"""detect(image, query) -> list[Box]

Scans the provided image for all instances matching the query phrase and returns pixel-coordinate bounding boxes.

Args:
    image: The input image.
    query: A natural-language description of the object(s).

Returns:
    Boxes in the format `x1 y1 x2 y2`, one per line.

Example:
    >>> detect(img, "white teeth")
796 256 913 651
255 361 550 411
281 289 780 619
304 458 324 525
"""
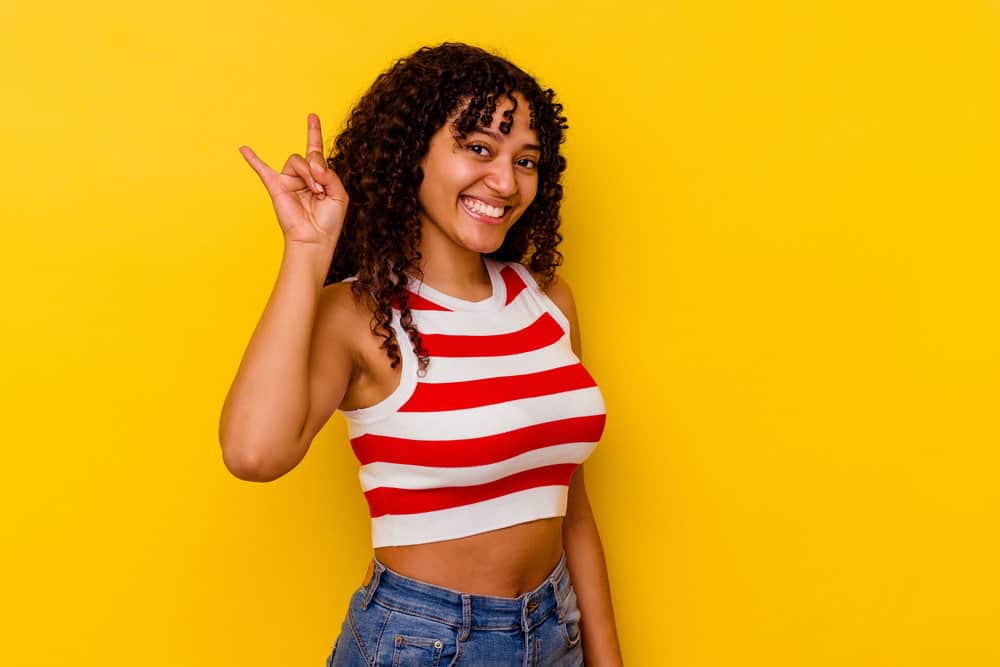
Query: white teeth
462 196 504 218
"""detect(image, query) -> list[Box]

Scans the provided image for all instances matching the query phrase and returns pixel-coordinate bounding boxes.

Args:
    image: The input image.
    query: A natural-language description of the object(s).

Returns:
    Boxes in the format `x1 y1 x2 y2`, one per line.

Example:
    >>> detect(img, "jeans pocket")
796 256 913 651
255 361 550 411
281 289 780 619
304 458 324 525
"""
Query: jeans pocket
557 584 582 648
376 611 457 667
390 634 445 666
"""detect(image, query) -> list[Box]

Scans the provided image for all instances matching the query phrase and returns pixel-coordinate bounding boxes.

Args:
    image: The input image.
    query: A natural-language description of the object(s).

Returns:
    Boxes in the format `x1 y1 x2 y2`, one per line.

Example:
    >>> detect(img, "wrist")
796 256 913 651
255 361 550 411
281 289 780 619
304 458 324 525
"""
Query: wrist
281 240 336 282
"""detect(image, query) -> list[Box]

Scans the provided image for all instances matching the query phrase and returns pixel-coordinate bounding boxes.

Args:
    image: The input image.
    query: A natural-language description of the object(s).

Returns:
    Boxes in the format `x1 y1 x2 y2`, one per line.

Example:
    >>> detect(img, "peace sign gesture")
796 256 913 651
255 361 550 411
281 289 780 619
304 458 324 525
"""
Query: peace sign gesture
239 114 349 249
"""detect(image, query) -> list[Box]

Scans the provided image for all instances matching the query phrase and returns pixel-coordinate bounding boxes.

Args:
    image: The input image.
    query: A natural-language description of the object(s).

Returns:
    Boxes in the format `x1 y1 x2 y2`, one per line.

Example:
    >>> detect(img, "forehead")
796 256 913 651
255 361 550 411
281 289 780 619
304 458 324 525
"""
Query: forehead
447 92 539 143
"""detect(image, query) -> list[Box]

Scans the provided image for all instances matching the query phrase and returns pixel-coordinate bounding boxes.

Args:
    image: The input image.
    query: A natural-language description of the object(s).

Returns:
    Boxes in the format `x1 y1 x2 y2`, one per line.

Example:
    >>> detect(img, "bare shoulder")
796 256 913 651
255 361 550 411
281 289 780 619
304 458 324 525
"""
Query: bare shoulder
318 279 371 315
314 279 399 385
532 270 575 316
314 280 373 362
528 268 582 357
317 280 368 322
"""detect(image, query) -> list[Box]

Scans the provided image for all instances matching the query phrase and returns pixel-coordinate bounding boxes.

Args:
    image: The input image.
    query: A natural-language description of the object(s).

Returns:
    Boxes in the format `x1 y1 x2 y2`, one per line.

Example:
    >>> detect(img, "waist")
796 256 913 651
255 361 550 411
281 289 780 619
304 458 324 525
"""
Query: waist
371 517 564 597
361 549 574 629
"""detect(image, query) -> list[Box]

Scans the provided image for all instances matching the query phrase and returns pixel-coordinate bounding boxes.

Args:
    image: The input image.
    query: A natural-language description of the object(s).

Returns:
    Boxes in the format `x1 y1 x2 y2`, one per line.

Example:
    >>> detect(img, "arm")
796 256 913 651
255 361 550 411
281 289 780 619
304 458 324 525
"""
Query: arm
220 115 356 482
564 465 624 666
543 273 625 665
218 244 354 481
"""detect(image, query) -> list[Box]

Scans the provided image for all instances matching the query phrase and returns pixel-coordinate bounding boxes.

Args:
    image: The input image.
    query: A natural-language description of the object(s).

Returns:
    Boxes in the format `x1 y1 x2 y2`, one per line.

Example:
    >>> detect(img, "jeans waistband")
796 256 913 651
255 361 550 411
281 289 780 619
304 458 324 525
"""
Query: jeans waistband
360 550 573 634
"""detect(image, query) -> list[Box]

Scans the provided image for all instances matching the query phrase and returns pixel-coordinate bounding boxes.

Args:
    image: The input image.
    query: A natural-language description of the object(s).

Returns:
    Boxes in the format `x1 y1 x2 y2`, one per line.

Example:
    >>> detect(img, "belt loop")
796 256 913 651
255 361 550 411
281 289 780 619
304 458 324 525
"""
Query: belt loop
555 552 570 595
549 578 563 621
361 559 385 611
459 594 472 641
547 554 563 596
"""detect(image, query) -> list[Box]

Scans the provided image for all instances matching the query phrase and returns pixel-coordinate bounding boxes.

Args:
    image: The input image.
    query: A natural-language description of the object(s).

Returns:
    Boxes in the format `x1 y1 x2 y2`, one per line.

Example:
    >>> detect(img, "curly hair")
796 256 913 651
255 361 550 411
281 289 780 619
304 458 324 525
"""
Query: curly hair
324 42 569 374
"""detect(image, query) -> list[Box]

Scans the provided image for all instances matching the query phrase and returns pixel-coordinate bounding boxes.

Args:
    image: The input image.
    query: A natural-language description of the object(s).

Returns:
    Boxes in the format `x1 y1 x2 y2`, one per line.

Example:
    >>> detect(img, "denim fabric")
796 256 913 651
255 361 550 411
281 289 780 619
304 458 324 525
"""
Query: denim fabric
325 551 583 666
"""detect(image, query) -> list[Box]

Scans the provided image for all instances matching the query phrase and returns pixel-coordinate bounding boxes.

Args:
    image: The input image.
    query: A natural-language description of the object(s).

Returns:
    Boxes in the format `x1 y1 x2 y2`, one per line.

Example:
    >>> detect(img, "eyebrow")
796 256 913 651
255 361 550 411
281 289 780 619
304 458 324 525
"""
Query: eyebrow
473 127 541 152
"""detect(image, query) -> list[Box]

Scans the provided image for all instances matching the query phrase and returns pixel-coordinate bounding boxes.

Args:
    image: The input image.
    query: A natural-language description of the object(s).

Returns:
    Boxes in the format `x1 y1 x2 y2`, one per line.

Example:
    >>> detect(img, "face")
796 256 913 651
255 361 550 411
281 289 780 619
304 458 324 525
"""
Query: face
416 92 541 255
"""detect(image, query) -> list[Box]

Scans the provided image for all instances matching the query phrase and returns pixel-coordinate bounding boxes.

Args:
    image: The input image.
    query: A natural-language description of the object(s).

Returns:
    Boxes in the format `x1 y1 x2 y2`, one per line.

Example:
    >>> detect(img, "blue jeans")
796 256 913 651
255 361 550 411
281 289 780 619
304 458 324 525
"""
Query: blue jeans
325 551 584 666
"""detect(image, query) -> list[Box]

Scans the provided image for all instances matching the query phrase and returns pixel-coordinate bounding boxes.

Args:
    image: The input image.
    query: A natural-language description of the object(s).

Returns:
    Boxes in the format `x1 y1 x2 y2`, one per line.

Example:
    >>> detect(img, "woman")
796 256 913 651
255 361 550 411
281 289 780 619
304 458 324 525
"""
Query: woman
220 43 623 666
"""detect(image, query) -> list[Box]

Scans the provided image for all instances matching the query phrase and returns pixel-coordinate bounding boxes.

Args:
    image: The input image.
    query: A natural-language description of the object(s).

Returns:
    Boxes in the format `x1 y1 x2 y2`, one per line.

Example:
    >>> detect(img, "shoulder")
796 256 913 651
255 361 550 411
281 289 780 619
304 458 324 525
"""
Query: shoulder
525 266 583 357
497 258 576 323
318 279 372 322
314 280 374 359
528 268 576 321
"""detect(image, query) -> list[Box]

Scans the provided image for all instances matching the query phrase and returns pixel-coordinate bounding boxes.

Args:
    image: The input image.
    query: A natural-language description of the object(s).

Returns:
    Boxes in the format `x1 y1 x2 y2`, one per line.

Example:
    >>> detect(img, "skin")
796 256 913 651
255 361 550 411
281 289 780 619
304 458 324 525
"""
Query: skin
235 96 623 663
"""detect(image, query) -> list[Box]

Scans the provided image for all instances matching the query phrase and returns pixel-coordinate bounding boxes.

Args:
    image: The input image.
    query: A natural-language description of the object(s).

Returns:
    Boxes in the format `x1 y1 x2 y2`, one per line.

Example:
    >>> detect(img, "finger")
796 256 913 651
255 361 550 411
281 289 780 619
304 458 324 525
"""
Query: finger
306 113 324 157
309 156 330 185
310 159 349 204
283 153 326 195
239 145 279 188
305 115 331 185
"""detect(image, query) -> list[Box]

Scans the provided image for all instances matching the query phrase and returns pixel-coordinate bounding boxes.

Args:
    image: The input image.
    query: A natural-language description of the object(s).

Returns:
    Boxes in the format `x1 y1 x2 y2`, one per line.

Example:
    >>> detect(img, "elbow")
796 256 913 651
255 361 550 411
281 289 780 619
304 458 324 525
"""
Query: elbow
220 440 287 482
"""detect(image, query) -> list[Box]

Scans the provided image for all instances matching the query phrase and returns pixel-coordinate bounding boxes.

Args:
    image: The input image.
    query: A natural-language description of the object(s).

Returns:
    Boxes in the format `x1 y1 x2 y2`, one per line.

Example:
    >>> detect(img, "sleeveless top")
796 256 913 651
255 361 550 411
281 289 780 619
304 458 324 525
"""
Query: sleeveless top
339 257 607 548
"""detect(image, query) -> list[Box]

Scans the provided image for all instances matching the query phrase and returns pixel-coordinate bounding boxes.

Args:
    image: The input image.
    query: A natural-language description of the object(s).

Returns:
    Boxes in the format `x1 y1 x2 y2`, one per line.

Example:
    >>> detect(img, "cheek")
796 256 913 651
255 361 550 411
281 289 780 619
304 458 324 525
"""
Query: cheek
415 182 432 211
417 178 453 212
521 176 540 206
423 163 479 205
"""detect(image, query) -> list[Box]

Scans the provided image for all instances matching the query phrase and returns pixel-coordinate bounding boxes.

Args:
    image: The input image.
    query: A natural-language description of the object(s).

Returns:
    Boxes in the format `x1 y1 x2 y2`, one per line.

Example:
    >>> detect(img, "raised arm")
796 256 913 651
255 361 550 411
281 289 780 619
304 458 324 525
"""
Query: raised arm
218 114 353 482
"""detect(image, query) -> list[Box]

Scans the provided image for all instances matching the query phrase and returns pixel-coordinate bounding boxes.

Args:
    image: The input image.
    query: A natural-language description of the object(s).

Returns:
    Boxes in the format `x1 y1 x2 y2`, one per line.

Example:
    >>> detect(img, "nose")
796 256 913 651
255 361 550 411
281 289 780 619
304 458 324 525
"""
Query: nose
483 160 517 198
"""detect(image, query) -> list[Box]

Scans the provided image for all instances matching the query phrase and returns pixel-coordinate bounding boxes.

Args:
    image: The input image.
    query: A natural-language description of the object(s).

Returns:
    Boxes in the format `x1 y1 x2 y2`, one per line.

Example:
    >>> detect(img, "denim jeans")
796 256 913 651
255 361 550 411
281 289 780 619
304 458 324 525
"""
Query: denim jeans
325 550 584 666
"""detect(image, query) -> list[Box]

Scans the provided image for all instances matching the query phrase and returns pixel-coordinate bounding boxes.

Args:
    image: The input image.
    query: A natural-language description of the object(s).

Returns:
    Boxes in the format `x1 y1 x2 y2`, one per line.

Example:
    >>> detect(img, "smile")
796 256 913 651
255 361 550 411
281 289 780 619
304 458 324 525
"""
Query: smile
460 195 509 222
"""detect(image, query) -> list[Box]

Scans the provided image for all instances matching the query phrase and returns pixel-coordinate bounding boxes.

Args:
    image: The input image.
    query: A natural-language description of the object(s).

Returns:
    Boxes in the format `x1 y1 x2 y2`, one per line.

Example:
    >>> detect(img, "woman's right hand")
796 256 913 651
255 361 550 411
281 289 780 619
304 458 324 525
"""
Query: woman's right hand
239 113 349 249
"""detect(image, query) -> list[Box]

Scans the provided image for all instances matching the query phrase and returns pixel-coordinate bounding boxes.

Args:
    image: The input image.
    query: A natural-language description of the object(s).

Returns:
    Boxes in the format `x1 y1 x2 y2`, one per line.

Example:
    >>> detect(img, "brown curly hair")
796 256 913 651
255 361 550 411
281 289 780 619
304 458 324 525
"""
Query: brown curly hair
324 42 569 374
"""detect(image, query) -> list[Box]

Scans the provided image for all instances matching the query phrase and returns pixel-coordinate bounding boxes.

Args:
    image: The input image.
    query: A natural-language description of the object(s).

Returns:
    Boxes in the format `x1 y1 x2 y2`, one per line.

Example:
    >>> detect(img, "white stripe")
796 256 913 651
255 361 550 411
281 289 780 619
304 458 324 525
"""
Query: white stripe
358 441 597 492
507 263 572 334
420 341 579 383
370 486 569 548
410 288 545 335
347 386 606 439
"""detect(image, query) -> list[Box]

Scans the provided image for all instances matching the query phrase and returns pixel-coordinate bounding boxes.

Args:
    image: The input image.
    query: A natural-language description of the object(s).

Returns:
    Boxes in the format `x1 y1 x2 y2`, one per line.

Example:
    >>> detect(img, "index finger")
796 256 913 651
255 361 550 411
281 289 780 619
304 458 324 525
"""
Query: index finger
306 113 324 156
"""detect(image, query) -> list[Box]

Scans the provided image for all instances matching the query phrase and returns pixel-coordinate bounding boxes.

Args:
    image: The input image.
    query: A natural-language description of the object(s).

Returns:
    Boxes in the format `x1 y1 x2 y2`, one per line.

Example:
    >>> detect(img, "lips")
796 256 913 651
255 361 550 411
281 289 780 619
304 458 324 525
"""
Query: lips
459 195 509 224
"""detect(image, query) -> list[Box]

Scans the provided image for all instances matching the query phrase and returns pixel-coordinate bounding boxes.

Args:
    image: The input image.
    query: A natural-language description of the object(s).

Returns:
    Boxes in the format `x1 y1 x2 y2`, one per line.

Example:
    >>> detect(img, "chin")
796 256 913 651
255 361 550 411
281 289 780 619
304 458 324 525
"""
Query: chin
465 239 505 255
458 229 509 255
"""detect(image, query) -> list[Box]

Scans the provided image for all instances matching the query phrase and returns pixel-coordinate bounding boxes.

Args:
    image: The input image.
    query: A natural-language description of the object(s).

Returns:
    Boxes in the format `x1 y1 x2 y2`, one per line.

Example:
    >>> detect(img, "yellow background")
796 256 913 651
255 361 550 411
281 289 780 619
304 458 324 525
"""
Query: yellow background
2 1 998 664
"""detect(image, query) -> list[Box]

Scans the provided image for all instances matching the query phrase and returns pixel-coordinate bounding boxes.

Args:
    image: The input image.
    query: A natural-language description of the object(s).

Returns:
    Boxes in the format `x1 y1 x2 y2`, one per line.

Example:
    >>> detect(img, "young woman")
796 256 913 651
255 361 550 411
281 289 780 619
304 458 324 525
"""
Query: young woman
221 43 623 666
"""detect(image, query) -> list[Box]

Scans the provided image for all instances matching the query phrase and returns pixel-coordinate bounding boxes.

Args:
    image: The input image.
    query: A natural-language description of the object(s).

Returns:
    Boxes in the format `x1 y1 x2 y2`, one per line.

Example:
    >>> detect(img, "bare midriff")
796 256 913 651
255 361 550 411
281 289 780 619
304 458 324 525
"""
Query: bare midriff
362 517 565 598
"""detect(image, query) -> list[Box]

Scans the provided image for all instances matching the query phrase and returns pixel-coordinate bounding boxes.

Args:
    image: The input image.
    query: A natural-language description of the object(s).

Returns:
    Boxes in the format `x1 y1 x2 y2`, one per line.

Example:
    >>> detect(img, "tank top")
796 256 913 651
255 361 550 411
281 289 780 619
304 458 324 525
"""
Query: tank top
339 257 607 548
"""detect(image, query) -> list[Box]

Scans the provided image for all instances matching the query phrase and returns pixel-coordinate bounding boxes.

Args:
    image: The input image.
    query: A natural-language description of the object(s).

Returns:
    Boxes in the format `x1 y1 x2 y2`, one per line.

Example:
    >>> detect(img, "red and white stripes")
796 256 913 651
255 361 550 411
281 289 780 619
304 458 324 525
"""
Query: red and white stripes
340 258 606 547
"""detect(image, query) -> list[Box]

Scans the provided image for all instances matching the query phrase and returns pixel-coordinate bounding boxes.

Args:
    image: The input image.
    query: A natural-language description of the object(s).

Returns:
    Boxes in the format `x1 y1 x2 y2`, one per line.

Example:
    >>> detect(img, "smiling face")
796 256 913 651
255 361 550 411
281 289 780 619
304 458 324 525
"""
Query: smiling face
416 92 541 256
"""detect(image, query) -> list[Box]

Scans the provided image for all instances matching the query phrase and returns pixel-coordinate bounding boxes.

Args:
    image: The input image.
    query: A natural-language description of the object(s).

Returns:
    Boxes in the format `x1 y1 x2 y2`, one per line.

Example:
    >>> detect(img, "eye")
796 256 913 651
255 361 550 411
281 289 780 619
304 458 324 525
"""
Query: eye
467 142 491 156
517 157 538 170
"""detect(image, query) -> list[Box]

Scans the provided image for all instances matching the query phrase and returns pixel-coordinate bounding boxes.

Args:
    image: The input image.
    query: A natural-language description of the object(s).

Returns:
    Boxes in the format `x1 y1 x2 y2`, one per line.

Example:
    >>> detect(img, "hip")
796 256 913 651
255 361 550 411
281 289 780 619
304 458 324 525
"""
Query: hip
325 550 583 666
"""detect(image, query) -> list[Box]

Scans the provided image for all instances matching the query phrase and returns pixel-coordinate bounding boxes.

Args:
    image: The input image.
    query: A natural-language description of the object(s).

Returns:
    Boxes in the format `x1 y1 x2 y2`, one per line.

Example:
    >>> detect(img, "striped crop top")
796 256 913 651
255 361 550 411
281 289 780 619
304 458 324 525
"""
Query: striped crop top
339 257 607 548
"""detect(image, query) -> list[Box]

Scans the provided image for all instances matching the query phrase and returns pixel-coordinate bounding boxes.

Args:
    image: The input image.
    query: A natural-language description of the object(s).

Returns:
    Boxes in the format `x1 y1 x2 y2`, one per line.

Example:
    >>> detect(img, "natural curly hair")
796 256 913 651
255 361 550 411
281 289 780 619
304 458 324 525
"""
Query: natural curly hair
323 42 570 374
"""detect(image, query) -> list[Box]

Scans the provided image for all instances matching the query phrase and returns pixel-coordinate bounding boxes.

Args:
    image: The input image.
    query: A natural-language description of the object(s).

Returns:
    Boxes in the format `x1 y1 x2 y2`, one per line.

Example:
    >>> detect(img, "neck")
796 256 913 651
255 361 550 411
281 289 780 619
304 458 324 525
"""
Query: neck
413 219 492 299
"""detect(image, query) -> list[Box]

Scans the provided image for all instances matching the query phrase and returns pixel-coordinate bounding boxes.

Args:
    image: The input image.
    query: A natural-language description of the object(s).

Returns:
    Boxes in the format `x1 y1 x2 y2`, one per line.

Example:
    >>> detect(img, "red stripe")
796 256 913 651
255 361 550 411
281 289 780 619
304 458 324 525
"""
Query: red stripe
391 290 452 311
400 363 595 412
501 266 527 305
351 414 606 467
364 463 578 517
420 311 564 357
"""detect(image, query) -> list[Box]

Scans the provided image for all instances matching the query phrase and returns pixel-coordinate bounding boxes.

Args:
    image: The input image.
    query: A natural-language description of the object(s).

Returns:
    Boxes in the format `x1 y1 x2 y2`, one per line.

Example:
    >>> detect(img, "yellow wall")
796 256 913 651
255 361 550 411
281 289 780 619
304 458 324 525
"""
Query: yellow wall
2 1 998 664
